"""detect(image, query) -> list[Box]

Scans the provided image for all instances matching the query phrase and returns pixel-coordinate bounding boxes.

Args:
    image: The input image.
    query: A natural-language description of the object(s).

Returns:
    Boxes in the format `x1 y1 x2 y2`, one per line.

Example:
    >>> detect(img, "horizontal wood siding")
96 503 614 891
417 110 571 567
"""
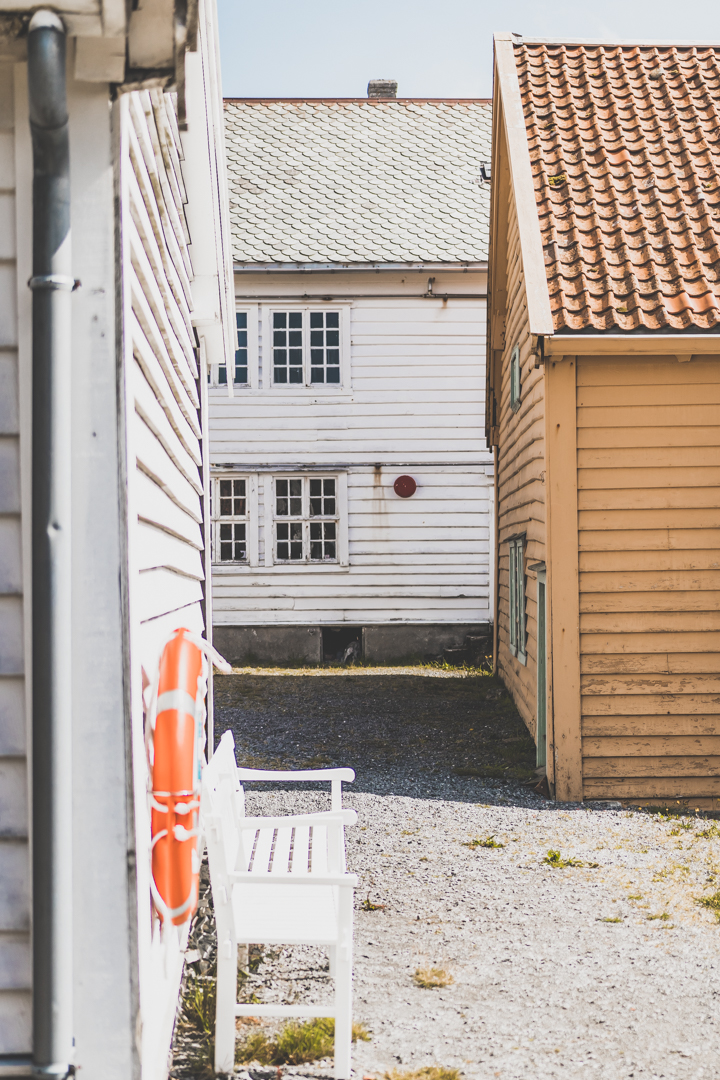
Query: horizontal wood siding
495 179 546 735
0 63 30 1055
577 354 720 801
125 90 206 655
210 282 493 627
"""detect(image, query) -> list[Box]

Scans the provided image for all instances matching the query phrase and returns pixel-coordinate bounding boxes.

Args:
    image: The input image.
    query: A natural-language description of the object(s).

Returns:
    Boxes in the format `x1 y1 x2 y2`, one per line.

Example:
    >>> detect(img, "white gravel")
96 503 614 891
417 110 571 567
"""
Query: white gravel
238 787 720 1080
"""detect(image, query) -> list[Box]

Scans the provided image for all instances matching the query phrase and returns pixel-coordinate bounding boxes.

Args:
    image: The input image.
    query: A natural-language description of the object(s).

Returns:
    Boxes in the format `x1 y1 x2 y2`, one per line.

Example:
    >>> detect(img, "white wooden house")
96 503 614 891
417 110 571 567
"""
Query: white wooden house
212 86 495 664
0 0 234 1076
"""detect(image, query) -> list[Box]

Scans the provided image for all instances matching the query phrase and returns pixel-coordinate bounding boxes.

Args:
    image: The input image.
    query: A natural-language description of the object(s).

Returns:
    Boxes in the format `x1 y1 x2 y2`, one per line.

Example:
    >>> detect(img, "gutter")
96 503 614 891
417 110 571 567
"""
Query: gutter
233 262 488 274
27 11 74 1077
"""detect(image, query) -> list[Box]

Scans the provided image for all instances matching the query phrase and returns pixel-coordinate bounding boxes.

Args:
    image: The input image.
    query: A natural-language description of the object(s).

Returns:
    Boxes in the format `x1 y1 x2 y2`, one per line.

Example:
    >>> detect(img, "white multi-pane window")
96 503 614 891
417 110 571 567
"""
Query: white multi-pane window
271 309 342 386
508 535 526 664
212 477 248 562
273 476 338 562
211 311 252 387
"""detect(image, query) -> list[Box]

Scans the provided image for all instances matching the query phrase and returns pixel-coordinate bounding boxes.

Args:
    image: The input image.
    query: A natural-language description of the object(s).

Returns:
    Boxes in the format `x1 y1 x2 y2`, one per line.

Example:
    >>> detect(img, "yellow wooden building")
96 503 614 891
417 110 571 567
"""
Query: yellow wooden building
488 33 720 805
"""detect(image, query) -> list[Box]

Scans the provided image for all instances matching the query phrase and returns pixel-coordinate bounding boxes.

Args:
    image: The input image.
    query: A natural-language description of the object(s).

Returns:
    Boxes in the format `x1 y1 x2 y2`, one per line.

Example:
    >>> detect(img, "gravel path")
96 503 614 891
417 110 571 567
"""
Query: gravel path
173 670 720 1080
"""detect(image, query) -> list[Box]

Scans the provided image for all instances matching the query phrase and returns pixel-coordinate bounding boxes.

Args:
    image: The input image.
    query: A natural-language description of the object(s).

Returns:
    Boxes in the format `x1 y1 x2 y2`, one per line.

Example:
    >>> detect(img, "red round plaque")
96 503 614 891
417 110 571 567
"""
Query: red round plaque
393 475 417 498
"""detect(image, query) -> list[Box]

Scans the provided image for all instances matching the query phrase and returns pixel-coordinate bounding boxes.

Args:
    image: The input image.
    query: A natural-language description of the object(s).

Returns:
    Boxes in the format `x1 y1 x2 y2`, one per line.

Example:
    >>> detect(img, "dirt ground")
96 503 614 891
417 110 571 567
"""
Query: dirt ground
172 669 720 1080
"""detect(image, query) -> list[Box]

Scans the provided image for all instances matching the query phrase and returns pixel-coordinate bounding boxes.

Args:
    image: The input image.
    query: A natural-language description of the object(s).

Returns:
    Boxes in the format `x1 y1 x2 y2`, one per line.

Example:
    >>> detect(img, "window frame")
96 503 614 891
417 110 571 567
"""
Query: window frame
508 535 527 665
510 342 521 413
262 305 351 391
263 473 349 568
210 474 259 565
209 304 259 388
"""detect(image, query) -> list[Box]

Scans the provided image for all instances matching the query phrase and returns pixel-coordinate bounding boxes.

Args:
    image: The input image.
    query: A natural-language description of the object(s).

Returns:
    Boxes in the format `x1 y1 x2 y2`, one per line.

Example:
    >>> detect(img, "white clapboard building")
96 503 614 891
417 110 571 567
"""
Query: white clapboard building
212 83 494 664
0 0 234 1076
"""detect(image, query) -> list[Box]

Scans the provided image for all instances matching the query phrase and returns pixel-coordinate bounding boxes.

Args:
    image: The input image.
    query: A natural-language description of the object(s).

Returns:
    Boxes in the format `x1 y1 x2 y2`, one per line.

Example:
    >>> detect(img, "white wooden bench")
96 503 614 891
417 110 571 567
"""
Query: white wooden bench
201 731 357 1078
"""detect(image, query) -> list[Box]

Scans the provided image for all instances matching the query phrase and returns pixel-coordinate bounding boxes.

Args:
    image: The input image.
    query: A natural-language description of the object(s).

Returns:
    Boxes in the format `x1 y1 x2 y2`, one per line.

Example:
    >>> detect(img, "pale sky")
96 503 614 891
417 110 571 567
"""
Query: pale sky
217 0 720 100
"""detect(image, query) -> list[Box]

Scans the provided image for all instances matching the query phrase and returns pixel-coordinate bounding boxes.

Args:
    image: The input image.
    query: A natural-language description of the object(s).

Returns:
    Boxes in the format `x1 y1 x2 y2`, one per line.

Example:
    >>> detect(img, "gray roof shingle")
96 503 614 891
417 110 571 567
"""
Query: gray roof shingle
224 99 492 265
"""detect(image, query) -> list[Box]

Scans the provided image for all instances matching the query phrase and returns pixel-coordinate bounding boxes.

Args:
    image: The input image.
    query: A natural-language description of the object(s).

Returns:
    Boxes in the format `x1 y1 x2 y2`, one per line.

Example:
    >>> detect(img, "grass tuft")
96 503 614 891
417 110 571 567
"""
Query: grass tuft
543 849 598 869
697 889 720 920
361 896 386 911
646 912 671 921
236 1018 370 1066
384 1068 462 1080
176 977 216 1078
412 967 454 989
463 835 504 850
598 916 623 923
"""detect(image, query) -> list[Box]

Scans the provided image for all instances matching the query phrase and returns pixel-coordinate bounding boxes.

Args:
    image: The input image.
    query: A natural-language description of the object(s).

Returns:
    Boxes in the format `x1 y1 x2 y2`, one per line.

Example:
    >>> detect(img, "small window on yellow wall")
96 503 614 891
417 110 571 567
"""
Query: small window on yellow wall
508 535 527 665
510 344 521 413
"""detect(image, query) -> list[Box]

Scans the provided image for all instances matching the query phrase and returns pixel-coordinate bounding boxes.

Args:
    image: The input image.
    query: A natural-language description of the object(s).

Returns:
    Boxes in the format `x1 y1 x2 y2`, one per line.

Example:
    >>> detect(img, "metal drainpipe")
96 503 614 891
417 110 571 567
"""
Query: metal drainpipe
27 11 74 1077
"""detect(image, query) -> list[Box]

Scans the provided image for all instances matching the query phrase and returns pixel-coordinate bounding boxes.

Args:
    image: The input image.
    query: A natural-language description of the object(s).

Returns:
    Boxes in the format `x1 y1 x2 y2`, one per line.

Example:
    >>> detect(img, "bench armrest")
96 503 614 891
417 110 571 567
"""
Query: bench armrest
229 872 358 887
239 809 357 829
236 766 355 783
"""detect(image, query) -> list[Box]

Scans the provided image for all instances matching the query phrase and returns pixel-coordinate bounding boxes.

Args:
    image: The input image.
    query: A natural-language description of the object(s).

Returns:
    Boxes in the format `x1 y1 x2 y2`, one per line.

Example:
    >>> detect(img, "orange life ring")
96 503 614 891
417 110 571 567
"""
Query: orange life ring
149 628 204 926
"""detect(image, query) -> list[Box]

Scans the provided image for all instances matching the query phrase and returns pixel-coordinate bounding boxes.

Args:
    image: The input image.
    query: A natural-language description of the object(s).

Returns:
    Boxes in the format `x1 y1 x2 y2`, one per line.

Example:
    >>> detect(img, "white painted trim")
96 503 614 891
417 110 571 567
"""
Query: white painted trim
248 472 259 566
234 262 489 273
263 473 273 566
260 304 270 390
494 35 554 338
338 471 349 567
544 335 720 356
246 302 259 389
515 34 720 46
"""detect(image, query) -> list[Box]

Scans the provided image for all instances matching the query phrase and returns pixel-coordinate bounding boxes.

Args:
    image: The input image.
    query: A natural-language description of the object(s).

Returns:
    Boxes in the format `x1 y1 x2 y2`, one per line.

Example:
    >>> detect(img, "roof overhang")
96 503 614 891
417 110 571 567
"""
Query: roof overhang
492 32 554 338
545 335 720 356
233 262 488 273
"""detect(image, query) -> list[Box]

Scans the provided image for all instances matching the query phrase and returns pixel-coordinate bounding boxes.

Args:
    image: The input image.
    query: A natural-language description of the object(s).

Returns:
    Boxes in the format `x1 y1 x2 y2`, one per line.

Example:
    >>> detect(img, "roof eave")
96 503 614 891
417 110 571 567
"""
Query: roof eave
233 261 488 273
545 334 720 356
494 32 554 338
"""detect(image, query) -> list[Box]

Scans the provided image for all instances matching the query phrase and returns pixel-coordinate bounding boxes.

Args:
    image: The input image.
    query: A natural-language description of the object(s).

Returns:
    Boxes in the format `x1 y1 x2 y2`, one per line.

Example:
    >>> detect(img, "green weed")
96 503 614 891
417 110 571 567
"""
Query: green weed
646 912 671 921
412 967 454 989
697 889 720 920
384 1068 461 1080
235 1018 369 1066
543 849 598 869
463 835 504 850
598 916 623 923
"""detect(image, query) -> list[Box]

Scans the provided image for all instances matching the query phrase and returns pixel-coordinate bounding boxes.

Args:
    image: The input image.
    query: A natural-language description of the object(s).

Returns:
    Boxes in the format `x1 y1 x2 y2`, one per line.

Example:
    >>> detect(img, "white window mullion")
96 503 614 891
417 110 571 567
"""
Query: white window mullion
263 474 274 566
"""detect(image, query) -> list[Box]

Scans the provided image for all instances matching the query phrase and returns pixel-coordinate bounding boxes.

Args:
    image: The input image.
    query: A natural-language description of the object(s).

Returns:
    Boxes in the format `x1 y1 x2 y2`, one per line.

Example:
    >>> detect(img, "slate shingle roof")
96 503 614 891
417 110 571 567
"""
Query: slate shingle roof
223 99 492 265
516 42 720 332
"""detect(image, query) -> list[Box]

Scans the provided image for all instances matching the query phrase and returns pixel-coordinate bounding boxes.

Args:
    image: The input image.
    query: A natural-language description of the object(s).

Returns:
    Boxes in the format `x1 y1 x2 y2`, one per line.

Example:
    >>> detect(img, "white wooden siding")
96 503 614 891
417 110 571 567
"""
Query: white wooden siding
119 88 208 1078
210 277 493 627
0 61 30 1056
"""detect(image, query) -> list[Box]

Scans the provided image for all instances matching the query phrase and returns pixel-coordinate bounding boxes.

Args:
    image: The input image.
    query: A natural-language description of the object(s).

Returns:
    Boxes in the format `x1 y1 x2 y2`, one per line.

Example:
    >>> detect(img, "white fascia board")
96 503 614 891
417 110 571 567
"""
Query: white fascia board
545 335 720 356
494 32 554 338
515 34 720 47
233 262 489 273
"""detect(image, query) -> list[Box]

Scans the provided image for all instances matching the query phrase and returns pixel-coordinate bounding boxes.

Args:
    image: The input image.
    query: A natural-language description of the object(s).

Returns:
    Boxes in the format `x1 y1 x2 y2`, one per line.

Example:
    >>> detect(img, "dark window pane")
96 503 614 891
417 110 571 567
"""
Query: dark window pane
323 479 335 494
323 499 335 516
289 350 303 365
237 312 247 329
324 522 336 539
325 542 336 559
220 523 231 540
289 312 302 328
290 519 302 537
311 368 324 383
220 542 232 560
233 499 246 515
273 312 286 328
289 368 303 384
326 368 340 384
310 330 324 347
218 366 227 384
220 498 231 515
326 330 339 346
327 350 339 363
233 542 246 559
310 542 322 559
290 480 301 497
276 498 288 515
237 332 247 347
273 331 286 346
277 480 288 496
310 498 321 515
310 349 324 362
234 480 246 495
273 350 286 362
234 367 248 384
310 311 323 328
289 498 302 515
289 331 302 347
290 542 303 559
220 480 231 497
277 542 288 559
326 312 339 328
310 479 321 496
277 522 288 539
310 522 321 540
274 368 287 383
235 348 248 363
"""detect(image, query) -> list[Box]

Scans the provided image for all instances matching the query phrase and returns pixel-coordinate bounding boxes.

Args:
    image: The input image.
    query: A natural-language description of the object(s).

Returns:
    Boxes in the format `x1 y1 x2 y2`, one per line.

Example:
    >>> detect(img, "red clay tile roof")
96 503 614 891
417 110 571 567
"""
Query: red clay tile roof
515 42 720 332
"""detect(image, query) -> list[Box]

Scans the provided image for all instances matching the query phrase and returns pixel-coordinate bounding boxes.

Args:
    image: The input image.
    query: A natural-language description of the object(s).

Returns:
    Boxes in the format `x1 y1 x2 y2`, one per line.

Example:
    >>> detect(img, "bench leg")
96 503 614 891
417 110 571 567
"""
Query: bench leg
333 889 353 1080
215 932 237 1074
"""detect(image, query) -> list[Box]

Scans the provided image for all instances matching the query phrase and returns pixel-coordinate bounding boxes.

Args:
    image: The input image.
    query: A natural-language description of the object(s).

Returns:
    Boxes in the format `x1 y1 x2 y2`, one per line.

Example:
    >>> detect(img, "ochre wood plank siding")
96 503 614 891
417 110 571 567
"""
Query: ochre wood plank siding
577 354 720 801
495 172 547 743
